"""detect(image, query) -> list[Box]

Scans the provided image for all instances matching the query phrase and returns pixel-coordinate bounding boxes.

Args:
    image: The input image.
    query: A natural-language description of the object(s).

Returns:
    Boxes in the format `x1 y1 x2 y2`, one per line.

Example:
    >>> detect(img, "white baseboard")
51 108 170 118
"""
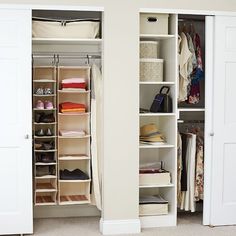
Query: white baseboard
100 218 141 235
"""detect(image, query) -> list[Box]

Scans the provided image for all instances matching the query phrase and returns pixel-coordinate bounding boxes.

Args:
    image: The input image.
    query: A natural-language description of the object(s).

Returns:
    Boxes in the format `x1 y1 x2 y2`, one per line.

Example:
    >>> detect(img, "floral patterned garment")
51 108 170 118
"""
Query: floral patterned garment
194 134 204 201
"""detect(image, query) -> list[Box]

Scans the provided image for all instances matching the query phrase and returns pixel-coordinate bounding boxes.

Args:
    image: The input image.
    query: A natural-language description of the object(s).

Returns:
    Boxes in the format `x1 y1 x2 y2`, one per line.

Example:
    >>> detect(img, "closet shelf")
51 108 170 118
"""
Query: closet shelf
33 80 56 83
59 155 90 161
59 179 91 183
34 149 57 153
35 162 57 166
58 112 90 116
178 108 205 112
139 113 175 117
58 90 91 94
32 37 102 45
34 136 57 139
35 188 57 193
33 108 57 111
140 34 175 40
33 94 56 97
139 184 174 188
59 195 90 205
139 144 175 149
58 135 90 139
139 81 175 85
34 122 57 125
35 175 57 179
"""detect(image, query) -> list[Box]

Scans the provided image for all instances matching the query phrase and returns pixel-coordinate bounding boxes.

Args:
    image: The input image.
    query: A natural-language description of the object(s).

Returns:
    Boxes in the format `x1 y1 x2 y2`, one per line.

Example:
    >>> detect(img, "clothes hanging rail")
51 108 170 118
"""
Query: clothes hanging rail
178 18 205 22
32 53 101 65
178 120 205 124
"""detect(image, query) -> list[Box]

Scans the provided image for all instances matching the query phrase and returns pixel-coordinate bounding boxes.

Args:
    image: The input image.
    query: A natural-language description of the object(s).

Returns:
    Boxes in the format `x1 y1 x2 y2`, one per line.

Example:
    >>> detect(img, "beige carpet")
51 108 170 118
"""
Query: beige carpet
33 213 236 236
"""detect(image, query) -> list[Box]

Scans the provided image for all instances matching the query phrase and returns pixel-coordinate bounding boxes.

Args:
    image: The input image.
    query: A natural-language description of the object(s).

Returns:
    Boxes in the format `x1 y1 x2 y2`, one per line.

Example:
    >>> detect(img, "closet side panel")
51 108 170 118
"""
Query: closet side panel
0 9 33 235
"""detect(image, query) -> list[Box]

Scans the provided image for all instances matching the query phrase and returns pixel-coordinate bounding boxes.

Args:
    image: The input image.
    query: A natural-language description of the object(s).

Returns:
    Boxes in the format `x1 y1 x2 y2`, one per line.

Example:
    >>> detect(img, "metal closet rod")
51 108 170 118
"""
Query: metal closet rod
32 54 101 59
178 18 205 22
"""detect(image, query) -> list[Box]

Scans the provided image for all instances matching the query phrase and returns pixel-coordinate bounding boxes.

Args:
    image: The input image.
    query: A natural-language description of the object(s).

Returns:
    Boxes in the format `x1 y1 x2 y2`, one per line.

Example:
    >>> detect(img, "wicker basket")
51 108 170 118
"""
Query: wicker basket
140 58 164 82
140 41 160 58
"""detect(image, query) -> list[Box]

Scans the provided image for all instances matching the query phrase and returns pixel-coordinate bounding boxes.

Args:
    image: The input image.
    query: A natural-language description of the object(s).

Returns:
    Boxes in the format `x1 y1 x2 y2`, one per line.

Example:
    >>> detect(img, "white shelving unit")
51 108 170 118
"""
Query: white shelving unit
32 66 58 206
57 66 91 205
139 13 178 228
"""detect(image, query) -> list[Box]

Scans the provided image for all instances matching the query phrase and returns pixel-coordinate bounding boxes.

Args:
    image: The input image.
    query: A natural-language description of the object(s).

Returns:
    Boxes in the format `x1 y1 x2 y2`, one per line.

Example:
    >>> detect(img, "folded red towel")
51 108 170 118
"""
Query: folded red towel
61 83 86 89
60 102 86 110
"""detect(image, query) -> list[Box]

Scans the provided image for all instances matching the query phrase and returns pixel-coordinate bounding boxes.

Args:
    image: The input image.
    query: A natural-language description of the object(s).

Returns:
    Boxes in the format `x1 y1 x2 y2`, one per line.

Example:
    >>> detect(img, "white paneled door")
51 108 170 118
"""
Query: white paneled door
0 9 33 234
211 16 236 226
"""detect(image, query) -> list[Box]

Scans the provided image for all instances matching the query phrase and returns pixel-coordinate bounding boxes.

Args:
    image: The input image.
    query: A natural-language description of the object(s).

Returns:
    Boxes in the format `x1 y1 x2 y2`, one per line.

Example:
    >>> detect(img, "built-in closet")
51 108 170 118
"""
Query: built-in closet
32 9 103 213
139 12 208 228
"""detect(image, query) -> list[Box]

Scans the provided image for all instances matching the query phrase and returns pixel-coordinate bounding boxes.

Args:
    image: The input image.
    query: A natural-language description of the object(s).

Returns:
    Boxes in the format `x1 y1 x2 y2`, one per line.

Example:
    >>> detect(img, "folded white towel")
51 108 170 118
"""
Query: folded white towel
59 129 86 137
62 78 86 84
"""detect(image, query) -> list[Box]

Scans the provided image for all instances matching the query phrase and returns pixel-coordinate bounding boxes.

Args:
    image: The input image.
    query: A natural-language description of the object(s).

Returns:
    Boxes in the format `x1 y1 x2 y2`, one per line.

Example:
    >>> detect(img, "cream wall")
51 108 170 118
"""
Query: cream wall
1 0 236 224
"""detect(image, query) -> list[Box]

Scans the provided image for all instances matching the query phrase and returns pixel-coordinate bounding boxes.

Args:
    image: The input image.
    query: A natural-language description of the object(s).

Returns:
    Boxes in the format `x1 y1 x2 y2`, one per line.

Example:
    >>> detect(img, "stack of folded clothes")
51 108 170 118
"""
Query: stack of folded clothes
59 129 86 137
61 78 86 91
59 102 86 113
140 123 166 145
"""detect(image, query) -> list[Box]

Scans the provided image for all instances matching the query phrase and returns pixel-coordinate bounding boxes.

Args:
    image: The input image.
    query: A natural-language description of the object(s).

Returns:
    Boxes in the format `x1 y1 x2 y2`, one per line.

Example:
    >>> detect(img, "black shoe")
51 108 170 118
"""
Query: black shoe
40 113 55 123
60 169 89 180
36 153 55 163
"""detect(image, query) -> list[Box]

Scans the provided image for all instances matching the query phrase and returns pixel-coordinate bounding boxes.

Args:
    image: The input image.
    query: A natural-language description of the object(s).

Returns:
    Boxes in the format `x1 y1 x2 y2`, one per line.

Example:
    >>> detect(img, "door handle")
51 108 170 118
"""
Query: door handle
210 132 214 137
24 134 30 139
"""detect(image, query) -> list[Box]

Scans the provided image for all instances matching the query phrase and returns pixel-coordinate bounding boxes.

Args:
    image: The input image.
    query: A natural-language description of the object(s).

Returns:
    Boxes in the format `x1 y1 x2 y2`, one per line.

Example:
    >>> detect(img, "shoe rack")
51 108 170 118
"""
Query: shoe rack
32 65 92 206
33 66 58 206
57 66 91 205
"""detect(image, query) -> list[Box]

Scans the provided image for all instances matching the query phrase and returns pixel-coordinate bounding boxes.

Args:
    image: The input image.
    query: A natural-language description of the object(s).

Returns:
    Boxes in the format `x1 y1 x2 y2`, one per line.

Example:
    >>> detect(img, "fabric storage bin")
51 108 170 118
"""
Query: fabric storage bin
140 13 169 35
140 58 164 82
139 203 168 216
140 41 160 58
32 19 100 39
139 172 171 186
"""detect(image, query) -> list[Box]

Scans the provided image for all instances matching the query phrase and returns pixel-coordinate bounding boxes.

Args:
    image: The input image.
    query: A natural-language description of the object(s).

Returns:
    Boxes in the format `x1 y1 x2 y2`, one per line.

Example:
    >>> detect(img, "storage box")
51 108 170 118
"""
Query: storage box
140 13 169 35
140 58 164 82
139 172 171 186
140 41 160 58
139 203 168 216
32 20 100 39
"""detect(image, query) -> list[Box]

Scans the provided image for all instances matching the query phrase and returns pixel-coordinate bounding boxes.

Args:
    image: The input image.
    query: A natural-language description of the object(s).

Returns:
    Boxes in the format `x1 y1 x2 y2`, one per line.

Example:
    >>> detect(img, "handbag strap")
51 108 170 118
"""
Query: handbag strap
160 86 170 95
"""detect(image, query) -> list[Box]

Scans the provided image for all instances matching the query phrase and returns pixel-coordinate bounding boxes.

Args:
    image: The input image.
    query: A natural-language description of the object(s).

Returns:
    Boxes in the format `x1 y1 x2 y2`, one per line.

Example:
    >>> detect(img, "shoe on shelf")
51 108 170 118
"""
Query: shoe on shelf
44 101 53 110
44 88 53 95
35 88 44 95
40 113 55 123
60 168 89 180
45 128 53 136
36 153 55 163
43 141 54 150
35 100 44 110
36 166 55 177
35 112 44 123
35 128 44 136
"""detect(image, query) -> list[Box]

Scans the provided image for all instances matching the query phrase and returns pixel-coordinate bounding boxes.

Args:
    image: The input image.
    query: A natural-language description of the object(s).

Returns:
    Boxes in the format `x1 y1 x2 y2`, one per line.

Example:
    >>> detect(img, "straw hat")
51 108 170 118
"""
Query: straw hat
140 123 165 143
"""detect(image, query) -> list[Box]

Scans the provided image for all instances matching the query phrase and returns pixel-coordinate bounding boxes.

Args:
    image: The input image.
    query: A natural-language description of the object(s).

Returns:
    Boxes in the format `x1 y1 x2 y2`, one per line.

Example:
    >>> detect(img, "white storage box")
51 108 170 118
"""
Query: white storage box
139 203 168 216
140 58 164 82
140 41 160 58
32 20 100 39
139 172 171 186
140 13 169 35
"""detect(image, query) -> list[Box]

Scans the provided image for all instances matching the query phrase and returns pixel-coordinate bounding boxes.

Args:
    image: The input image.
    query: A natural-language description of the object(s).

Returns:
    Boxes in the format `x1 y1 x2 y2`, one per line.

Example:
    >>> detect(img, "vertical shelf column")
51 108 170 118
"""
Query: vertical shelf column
139 13 178 228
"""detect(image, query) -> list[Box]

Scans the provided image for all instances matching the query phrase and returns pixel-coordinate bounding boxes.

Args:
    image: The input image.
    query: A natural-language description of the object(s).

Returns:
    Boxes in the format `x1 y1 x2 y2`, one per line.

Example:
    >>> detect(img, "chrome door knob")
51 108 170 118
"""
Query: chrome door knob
24 134 30 139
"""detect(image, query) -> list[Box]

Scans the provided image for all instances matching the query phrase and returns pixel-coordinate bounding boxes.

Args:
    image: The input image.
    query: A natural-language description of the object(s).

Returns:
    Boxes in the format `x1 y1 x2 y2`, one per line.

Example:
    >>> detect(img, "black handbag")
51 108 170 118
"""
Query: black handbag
150 86 172 113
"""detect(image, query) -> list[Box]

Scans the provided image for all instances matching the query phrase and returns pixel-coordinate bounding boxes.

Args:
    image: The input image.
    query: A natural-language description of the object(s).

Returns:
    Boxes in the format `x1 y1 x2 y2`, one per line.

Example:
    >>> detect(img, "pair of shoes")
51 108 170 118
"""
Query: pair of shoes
35 141 54 150
35 128 53 136
36 153 55 163
60 169 89 180
35 113 55 123
36 100 54 110
35 88 53 95
36 166 55 177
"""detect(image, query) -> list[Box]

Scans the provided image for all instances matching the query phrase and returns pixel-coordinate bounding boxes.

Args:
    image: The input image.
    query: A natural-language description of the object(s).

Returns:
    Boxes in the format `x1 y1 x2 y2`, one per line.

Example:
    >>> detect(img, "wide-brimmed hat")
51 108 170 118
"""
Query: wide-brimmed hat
140 123 165 143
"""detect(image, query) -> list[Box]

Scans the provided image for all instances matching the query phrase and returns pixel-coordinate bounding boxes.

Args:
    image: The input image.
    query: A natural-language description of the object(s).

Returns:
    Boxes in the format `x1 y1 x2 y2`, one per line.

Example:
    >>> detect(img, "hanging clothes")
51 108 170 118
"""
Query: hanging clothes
91 63 103 210
177 127 204 212
178 32 192 102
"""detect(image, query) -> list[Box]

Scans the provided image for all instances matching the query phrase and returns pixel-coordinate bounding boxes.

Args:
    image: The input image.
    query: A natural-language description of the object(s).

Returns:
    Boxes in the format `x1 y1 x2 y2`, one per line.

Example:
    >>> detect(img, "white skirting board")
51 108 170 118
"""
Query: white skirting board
100 218 141 235
34 205 100 218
